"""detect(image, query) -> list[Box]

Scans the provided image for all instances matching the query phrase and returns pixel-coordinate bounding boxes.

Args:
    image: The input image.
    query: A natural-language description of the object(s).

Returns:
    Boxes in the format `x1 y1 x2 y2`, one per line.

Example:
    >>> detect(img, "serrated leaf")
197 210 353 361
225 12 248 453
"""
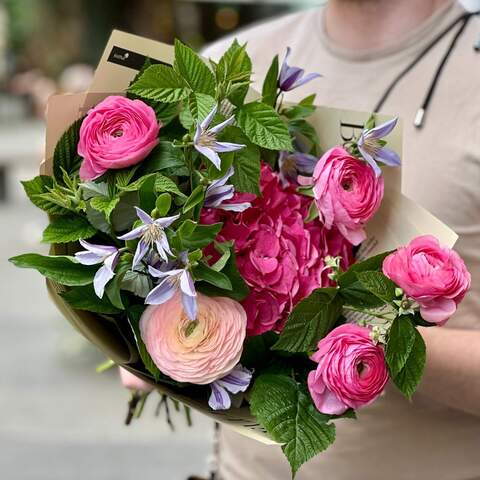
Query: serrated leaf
155 174 187 198
61 285 121 314
53 118 83 184
21 176 69 215
392 328 426 399
273 288 343 352
42 215 96 244
9 254 97 286
174 40 216 95
128 64 190 103
356 271 397 304
237 102 293 151
262 55 279 107
188 92 216 122
90 196 120 220
250 374 336 477
386 316 417 378
117 173 156 193
182 185 205 214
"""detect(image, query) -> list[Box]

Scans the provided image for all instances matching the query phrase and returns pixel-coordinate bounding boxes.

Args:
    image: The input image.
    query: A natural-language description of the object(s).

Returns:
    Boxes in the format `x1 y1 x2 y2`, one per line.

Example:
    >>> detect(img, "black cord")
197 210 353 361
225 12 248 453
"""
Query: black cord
373 12 474 115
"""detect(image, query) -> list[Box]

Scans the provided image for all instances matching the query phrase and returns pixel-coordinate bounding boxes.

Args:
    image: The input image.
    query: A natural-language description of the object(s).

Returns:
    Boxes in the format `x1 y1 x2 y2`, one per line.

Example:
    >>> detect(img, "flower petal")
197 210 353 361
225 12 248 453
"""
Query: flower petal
145 279 177 305
376 147 401 167
134 207 154 225
218 202 251 212
213 141 245 153
154 214 180 228
201 105 218 130
117 225 147 241
181 292 198 321
75 251 103 266
93 264 115 299
358 145 382 177
180 270 196 297
208 383 231 411
209 115 236 135
79 240 117 256
217 365 252 394
292 72 322 90
133 240 149 268
148 266 184 278
195 145 222 169
367 117 398 139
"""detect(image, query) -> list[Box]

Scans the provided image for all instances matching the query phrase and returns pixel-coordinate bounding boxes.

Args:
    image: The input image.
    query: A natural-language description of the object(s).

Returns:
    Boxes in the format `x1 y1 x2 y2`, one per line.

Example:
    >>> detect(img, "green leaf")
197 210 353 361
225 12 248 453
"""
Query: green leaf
262 55 279 107
392 328 426 399
90 196 120 221
338 251 393 288
104 253 131 310
110 191 139 233
386 316 417 378
9 254 97 286
121 270 152 298
288 119 320 156
299 94 316 106
127 305 163 382
61 285 121 314
250 374 336 477
177 221 222 250
127 64 190 103
188 92 216 122
182 185 205 214
174 40 216 95
283 104 316 121
155 174 187 198
193 262 232 290
197 247 249 301
140 142 185 173
21 176 69 215
339 281 385 309
42 215 96 244
237 102 293 151
223 126 261 195
53 118 83 184
356 271 397 304
273 288 343 353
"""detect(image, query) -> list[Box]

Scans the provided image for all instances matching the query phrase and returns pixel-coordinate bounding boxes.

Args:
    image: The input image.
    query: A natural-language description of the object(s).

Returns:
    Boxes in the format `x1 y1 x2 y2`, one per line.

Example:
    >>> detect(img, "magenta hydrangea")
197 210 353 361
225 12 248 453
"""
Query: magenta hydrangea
201 163 354 336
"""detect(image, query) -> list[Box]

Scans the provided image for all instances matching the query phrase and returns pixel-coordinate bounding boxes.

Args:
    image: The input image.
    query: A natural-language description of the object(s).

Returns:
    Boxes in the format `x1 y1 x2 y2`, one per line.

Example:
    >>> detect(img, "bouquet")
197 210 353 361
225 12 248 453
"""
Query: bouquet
9 34 471 477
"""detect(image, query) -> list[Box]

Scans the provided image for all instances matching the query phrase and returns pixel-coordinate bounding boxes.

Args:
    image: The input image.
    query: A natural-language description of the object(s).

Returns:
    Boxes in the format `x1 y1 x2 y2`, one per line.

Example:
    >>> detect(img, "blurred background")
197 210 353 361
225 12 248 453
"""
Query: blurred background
0 1 320 479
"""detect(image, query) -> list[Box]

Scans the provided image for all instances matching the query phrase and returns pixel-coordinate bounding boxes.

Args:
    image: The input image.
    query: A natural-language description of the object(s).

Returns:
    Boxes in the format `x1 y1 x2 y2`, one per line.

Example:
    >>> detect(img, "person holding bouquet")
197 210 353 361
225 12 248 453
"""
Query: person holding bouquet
203 0 480 478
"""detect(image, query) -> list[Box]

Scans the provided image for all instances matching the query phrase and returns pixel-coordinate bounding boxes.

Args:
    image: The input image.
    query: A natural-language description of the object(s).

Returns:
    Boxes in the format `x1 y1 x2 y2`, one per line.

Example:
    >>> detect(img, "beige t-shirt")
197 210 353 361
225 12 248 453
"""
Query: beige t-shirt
203 2 480 479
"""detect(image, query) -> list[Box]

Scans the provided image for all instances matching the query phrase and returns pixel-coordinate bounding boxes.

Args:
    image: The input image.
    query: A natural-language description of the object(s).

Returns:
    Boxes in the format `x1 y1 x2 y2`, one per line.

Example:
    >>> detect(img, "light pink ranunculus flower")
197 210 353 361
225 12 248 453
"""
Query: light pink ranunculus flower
140 293 247 384
78 95 160 180
201 163 353 336
119 367 154 393
312 147 384 245
383 235 471 325
308 324 389 415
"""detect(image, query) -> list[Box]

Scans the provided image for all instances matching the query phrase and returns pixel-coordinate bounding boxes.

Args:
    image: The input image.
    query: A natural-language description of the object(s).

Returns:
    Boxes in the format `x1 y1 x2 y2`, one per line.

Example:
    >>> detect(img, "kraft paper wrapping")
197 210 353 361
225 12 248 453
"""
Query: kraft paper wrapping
40 30 458 445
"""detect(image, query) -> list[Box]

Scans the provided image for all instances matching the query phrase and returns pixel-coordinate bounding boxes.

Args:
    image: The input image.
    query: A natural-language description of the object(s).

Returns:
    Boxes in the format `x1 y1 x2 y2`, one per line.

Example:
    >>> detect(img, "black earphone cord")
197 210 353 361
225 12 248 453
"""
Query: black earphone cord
373 11 477 128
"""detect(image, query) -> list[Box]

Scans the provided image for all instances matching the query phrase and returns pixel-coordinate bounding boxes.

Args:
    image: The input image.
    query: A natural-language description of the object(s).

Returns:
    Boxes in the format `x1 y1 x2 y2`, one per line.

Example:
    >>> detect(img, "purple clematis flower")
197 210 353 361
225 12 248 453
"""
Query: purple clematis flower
118 207 179 268
357 117 401 177
208 364 253 411
278 151 318 186
279 47 322 92
204 166 251 212
75 240 120 299
145 263 197 320
193 106 245 170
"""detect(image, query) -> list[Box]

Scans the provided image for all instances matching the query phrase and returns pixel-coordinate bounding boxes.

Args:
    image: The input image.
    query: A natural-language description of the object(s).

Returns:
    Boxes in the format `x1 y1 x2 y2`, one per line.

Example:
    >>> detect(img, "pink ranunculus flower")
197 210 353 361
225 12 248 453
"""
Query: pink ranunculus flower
78 95 160 180
201 163 353 336
308 324 389 415
312 146 384 245
140 293 247 384
383 235 471 325
119 367 154 393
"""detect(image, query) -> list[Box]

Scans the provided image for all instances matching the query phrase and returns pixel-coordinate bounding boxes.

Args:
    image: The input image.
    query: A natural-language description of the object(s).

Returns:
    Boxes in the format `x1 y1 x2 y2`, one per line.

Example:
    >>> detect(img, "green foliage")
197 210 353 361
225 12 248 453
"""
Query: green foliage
140 142 185 174
188 93 216 123
262 55 279 107
386 316 417 378
250 374 336 477
128 64 190 103
356 271 397 304
288 119 320 156
9 254 97 286
42 215 96 244
390 324 426 399
337 252 392 287
21 176 70 215
61 285 122 314
90 195 120 221
237 102 293 151
273 288 343 353
175 221 222 250
174 40 216 96
155 174 187 198
182 185 205 214
192 262 232 291
53 118 83 184
223 126 261 195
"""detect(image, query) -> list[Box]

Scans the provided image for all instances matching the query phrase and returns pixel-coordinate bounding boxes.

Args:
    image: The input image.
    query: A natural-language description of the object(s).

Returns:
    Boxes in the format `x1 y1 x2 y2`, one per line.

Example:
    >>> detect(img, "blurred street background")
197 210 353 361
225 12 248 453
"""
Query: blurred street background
0 1 320 479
